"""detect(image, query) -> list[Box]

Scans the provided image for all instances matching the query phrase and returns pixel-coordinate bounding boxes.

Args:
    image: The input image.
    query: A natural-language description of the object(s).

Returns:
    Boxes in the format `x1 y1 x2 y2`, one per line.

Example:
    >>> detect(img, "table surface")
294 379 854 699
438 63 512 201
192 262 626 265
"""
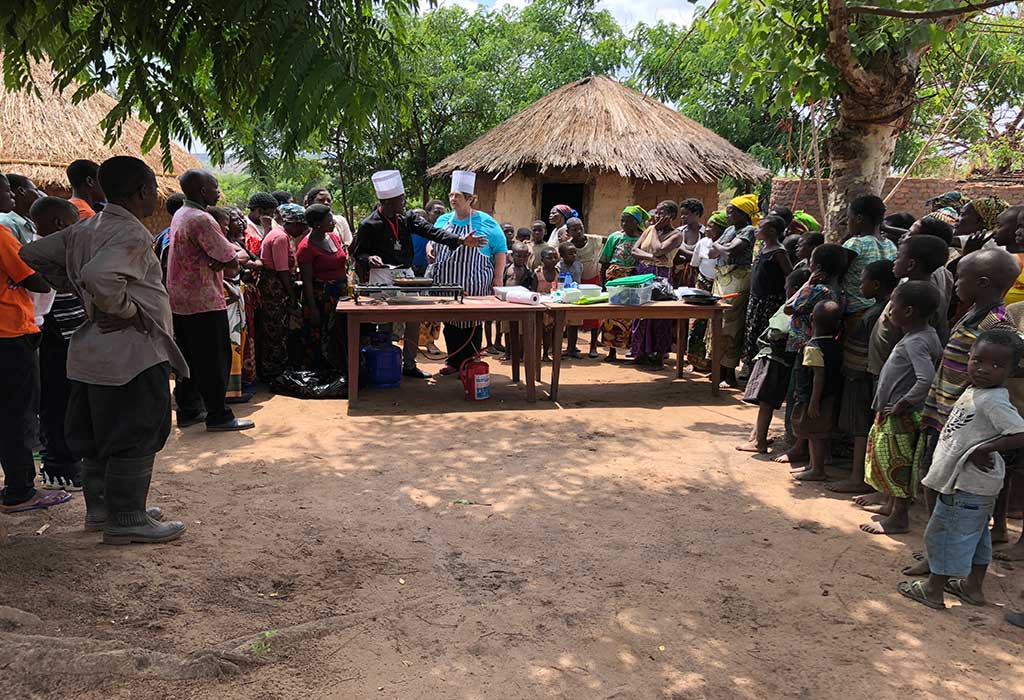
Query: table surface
543 299 730 317
338 296 544 318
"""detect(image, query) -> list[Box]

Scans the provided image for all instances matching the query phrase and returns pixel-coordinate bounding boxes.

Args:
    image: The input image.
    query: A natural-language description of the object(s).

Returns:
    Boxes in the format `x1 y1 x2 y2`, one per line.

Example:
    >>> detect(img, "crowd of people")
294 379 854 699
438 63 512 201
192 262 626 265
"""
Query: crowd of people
1 155 1024 625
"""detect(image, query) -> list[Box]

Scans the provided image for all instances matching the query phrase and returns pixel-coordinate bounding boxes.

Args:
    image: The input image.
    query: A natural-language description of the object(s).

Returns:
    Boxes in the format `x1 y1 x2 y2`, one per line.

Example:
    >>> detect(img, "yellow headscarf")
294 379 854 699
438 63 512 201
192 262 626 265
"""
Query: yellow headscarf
729 194 761 227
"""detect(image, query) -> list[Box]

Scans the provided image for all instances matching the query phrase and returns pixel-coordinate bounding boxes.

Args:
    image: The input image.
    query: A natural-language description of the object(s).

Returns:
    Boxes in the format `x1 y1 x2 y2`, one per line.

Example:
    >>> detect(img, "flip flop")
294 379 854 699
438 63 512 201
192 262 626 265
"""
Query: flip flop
897 580 945 610
944 579 985 606
587 351 599 359
0 490 72 514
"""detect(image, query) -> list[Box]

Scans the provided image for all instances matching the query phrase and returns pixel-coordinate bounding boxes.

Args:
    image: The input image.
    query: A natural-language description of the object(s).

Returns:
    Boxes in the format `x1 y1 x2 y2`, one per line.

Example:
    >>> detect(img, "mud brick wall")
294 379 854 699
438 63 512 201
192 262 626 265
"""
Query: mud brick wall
770 177 1024 221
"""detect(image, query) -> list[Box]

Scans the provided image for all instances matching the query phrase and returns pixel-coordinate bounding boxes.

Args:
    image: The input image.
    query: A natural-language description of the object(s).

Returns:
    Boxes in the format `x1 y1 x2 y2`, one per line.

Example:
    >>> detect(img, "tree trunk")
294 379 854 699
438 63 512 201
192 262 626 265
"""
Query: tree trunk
824 109 900 240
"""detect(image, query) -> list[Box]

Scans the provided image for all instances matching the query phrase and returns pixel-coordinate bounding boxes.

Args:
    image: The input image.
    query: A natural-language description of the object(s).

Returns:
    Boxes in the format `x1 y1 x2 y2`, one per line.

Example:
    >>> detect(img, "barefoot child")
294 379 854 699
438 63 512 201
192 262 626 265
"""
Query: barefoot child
738 268 809 453
860 281 943 535
742 215 792 369
774 243 848 465
898 329 1024 610
829 259 898 495
791 299 844 481
500 242 539 361
536 246 559 361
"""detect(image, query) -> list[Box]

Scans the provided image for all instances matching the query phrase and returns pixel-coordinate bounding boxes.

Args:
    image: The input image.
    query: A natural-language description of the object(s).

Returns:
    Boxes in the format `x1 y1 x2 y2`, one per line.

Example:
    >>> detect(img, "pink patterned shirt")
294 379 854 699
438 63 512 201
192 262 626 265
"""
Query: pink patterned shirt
166 203 238 315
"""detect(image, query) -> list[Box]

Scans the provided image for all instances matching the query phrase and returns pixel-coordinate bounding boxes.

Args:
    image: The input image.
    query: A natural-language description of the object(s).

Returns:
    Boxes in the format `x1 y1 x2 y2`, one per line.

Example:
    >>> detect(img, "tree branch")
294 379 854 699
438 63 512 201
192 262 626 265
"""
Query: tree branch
825 0 877 94
848 0 1018 19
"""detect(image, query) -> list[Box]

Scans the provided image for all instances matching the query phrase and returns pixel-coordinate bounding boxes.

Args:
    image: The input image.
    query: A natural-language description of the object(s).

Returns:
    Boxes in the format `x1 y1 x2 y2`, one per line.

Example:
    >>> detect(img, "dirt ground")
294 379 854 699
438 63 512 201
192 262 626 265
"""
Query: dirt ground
2 355 1024 700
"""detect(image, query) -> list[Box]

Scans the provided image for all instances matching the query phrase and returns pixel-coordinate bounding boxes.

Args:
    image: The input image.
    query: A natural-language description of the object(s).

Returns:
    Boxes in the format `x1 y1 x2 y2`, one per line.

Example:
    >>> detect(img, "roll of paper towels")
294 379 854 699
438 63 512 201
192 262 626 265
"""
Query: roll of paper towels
506 290 541 305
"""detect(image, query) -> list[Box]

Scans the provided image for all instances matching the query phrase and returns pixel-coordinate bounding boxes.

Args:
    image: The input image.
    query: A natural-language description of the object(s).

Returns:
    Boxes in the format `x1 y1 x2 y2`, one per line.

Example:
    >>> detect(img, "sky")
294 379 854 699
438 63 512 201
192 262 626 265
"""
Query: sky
438 0 699 29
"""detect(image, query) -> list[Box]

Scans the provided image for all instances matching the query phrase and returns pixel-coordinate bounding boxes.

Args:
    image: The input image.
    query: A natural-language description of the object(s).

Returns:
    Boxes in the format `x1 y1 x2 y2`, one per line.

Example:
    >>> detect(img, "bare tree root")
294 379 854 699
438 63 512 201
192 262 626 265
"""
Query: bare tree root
0 595 440 681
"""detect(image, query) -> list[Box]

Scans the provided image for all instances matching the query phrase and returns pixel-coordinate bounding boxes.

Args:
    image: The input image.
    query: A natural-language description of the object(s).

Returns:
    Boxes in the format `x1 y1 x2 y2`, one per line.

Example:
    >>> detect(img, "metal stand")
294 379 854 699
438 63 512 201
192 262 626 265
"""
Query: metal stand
353 284 465 305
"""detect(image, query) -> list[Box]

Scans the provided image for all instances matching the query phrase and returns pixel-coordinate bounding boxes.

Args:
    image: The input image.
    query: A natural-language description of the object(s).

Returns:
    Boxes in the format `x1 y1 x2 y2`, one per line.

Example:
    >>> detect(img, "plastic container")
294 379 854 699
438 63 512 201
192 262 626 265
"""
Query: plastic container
577 283 602 298
608 282 653 306
605 273 656 288
553 288 583 304
361 332 402 388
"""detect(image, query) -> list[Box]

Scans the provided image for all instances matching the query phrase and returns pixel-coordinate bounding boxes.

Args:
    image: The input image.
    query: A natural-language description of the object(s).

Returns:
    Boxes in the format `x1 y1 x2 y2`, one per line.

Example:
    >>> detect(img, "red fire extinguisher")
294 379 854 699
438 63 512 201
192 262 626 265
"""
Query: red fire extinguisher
460 355 491 401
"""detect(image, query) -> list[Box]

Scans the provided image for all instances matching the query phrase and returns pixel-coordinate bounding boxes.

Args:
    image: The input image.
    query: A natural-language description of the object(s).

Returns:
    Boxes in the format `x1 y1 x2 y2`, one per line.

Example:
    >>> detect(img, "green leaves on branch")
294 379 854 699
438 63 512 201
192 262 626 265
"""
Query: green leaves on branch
0 0 418 172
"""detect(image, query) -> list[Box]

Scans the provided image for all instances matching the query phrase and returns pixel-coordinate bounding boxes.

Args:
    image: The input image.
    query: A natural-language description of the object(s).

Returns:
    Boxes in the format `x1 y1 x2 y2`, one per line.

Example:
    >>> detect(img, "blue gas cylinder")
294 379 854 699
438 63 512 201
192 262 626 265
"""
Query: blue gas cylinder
362 332 402 388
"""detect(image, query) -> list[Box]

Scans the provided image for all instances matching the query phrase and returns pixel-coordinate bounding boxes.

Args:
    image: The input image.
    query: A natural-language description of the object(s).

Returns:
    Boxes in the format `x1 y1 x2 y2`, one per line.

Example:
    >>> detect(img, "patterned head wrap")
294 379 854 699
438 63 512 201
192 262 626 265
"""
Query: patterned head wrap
729 194 762 226
622 205 650 225
926 191 964 213
707 210 728 229
278 203 307 224
789 210 820 234
552 204 578 221
923 207 958 228
966 196 1009 231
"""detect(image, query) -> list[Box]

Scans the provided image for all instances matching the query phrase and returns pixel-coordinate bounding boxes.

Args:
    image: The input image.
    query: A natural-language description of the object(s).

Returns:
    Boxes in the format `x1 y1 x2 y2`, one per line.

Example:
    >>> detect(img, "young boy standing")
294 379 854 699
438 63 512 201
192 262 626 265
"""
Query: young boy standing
29 196 86 491
791 299 844 482
898 329 1024 609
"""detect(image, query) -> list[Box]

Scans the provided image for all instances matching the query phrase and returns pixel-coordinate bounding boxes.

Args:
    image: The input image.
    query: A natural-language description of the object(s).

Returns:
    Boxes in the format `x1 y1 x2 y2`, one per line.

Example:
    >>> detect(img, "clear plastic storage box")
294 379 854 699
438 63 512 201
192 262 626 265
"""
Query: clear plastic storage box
608 282 653 305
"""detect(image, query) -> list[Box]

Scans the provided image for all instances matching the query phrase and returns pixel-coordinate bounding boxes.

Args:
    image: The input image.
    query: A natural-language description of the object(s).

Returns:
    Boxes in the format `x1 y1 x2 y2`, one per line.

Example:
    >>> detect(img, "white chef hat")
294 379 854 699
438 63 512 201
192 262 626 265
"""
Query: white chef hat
450 170 476 195
372 170 405 200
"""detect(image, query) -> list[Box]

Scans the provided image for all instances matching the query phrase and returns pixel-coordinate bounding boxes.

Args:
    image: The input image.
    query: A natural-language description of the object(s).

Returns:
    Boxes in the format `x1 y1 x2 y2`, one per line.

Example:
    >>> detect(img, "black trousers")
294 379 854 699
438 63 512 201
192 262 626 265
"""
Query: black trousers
443 323 482 369
0 333 41 505
66 363 172 462
39 323 78 477
172 310 234 426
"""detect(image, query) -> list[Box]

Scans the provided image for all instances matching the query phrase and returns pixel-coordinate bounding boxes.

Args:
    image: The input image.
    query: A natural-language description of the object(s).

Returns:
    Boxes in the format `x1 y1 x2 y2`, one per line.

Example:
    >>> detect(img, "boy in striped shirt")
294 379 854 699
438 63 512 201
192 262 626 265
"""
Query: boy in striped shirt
29 196 85 490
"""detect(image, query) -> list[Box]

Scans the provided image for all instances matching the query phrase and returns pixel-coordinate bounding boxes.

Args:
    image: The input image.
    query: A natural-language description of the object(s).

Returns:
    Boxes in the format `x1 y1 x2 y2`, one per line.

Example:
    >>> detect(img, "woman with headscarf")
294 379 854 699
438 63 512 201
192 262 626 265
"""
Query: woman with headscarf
546 204 578 246
303 187 353 247
257 203 309 380
956 196 1009 251
706 194 759 387
788 210 820 236
926 191 965 214
687 211 727 371
600 206 647 360
630 201 683 367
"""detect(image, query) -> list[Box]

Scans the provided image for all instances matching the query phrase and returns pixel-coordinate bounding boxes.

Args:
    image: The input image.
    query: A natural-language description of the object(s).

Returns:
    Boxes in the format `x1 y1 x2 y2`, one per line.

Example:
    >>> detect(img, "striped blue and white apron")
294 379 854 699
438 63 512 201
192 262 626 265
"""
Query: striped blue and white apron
432 212 494 329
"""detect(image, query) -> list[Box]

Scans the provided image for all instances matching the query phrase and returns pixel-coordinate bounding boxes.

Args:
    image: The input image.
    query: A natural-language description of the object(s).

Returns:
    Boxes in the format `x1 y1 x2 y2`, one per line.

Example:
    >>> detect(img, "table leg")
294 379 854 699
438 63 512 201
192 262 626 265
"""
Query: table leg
676 318 688 379
522 313 537 402
535 313 543 382
549 310 566 402
347 313 360 403
710 311 723 396
510 320 521 383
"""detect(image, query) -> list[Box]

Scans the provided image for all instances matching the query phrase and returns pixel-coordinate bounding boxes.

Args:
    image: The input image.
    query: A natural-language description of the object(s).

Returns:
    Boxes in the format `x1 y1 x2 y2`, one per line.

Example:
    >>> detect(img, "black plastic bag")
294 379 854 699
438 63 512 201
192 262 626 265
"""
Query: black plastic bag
268 370 348 399
650 278 676 301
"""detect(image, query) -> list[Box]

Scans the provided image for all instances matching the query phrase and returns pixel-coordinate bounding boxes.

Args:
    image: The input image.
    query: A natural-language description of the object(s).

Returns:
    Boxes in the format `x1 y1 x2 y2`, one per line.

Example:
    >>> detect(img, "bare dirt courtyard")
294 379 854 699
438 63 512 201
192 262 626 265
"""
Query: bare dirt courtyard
2 357 1023 700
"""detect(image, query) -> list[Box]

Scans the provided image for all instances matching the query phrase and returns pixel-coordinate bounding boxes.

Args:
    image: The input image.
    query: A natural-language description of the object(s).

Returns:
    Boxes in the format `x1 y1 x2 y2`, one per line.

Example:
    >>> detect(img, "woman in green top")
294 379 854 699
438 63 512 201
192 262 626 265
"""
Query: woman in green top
600 205 648 361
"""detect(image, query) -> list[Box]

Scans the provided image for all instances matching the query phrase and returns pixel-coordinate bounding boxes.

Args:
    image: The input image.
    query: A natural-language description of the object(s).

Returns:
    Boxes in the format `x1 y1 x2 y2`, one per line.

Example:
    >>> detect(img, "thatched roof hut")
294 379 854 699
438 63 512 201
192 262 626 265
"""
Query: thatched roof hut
0 62 201 232
429 75 770 234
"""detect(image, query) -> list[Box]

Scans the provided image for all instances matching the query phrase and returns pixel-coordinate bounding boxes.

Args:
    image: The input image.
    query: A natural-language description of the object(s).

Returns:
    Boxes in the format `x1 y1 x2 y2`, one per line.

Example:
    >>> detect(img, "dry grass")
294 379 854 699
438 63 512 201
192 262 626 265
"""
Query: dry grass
0 61 199 196
429 75 771 184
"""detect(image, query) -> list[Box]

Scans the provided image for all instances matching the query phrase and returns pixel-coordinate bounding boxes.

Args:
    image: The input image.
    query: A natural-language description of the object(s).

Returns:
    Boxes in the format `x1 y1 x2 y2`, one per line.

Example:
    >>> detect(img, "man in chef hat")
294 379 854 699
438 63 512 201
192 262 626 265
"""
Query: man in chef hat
350 170 484 379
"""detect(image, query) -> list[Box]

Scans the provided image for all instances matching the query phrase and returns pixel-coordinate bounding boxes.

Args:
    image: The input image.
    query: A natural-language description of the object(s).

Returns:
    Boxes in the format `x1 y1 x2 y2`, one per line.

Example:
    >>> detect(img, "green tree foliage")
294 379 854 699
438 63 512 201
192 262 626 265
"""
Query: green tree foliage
0 0 418 171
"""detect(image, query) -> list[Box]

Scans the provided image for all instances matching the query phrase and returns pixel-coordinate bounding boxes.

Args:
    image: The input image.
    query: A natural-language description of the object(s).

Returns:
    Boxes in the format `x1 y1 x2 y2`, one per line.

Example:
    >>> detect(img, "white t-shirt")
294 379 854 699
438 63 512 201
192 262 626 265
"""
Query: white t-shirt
922 386 1024 497
691 237 717 280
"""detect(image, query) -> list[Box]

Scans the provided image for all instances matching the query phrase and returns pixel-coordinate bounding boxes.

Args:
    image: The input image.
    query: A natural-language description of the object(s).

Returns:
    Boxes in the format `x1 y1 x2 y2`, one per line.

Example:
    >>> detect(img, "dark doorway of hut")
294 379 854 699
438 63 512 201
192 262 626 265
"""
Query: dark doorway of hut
540 183 586 234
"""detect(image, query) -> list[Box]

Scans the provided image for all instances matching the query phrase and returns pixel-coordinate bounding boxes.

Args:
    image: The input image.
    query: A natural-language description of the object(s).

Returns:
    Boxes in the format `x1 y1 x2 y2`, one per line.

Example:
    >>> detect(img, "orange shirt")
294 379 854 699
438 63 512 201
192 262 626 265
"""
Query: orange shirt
0 224 39 337
69 198 96 219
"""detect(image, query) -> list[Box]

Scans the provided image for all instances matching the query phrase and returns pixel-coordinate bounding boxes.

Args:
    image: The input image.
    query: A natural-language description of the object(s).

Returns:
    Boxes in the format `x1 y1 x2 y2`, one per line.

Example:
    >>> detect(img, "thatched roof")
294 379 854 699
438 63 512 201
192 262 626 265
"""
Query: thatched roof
429 75 770 184
0 61 200 197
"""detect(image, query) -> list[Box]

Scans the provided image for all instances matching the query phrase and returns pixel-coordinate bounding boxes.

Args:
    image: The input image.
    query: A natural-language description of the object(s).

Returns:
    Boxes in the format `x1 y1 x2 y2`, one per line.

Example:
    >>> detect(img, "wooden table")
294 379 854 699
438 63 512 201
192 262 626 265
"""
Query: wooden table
337 297 543 403
544 300 728 401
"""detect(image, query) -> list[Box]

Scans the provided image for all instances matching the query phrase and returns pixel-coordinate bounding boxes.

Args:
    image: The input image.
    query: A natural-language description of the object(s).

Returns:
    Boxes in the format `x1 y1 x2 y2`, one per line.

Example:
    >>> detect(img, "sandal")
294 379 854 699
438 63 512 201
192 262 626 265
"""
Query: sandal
897 580 945 610
422 347 446 361
588 350 599 359
0 489 72 514
944 579 985 607
439 365 460 376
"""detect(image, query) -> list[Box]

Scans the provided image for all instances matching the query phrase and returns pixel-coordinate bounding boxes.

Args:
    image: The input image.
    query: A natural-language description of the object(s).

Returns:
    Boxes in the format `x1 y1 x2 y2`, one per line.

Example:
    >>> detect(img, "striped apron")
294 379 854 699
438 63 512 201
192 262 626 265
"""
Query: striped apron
432 212 494 329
